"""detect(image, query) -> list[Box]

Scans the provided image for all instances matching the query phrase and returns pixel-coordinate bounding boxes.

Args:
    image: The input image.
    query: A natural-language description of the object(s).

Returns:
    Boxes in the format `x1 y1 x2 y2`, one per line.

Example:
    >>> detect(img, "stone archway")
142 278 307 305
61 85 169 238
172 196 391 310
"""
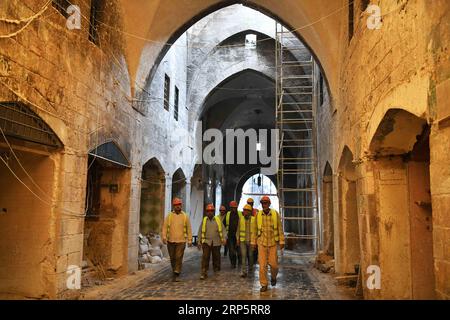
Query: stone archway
83 141 131 278
368 108 435 299
0 101 63 298
172 168 187 207
322 162 334 257
336 146 360 275
140 158 166 236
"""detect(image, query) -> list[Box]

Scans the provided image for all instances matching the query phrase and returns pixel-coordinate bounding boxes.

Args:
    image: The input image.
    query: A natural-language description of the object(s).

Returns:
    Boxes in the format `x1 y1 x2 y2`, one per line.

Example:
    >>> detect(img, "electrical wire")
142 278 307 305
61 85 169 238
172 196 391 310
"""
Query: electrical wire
0 124 52 200
0 150 87 217
0 1 52 39
49 0 405 50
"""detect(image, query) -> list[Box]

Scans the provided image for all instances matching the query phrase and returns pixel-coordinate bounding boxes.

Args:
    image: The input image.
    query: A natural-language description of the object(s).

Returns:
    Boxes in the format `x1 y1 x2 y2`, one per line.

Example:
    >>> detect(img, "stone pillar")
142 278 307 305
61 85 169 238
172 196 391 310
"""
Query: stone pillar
431 78 450 300
164 175 172 216
185 180 191 215
332 173 341 273
368 156 412 299
355 157 380 299
322 175 333 255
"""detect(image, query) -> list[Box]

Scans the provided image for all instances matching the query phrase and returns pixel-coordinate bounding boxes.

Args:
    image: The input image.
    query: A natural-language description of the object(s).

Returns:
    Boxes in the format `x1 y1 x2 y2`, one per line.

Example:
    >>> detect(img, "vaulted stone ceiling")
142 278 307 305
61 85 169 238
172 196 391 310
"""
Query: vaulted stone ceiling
118 0 343 98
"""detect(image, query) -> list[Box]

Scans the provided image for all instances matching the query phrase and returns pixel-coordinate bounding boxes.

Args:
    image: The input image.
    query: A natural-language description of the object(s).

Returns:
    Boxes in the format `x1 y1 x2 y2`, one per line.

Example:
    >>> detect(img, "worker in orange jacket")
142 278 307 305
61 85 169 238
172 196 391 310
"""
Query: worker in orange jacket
251 196 285 292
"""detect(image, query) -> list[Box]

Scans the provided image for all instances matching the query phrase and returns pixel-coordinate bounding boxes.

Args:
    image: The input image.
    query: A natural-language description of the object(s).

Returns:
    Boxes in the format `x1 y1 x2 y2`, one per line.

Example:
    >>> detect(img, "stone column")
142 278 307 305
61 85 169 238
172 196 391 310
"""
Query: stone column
431 79 450 300
355 157 380 299
185 180 191 215
164 175 172 216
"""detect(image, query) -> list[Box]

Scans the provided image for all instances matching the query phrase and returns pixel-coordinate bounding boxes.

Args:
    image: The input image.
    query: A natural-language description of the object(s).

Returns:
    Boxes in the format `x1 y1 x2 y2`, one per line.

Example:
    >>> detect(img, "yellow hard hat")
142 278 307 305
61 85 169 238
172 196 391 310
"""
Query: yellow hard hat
243 204 252 211
247 198 254 204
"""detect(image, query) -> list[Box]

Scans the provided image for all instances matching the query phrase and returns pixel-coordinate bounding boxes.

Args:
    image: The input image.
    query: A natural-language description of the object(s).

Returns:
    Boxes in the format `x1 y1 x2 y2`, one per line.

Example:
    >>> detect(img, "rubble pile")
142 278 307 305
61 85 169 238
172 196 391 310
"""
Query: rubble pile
314 251 335 273
138 233 169 269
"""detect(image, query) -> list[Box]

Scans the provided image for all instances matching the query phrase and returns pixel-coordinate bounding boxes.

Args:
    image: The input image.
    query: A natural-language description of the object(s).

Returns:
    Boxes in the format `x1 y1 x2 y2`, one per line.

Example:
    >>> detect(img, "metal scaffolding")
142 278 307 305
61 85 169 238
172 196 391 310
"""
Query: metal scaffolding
275 23 319 254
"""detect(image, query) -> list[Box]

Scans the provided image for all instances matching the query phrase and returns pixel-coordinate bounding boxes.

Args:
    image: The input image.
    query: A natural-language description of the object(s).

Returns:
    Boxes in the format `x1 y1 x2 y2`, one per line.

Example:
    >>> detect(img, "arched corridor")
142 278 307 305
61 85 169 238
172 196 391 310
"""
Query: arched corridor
0 1 449 301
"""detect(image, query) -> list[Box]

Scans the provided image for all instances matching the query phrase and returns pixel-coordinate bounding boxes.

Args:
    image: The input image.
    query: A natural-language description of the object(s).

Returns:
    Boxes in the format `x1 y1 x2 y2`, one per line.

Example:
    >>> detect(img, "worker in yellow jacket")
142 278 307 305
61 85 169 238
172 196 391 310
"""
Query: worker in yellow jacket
236 204 256 278
251 196 285 292
198 204 226 280
162 198 193 282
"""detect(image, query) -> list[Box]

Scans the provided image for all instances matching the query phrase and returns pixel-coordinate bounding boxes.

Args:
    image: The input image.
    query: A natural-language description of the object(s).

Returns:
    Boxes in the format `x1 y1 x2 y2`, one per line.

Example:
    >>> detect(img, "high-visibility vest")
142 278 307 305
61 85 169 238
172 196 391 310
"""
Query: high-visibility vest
256 209 280 241
225 210 242 232
167 211 188 241
201 216 224 244
239 214 256 242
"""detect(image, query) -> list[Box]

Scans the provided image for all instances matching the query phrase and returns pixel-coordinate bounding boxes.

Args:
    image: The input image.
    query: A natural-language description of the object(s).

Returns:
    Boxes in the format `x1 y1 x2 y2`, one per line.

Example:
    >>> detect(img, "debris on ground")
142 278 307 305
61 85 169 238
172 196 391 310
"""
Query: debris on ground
138 233 169 270
314 251 335 273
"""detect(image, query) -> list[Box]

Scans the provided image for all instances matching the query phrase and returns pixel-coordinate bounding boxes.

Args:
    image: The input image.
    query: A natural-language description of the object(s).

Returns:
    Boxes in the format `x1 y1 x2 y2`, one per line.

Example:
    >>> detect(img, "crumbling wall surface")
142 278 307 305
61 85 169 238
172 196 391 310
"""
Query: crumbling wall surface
334 0 450 299
0 150 57 299
0 0 135 298
83 167 130 276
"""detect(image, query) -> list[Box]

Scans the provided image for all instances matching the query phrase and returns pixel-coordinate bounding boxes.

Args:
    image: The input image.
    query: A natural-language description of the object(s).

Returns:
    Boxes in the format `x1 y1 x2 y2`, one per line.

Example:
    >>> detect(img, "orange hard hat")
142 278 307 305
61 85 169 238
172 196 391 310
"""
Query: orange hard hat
206 204 215 211
260 196 271 204
219 205 226 211
243 204 253 211
247 198 254 204
229 201 238 208
172 198 182 206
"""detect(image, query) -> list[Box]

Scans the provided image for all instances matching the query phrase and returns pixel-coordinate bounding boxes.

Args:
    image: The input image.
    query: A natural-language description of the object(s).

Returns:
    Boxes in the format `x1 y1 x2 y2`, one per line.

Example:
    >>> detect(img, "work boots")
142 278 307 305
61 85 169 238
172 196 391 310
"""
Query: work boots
172 272 180 282
271 277 277 286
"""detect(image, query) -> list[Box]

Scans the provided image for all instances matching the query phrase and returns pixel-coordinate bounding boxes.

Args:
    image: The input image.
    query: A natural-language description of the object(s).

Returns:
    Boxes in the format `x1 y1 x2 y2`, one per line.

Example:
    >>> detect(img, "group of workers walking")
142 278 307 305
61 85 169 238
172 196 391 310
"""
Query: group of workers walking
161 196 285 292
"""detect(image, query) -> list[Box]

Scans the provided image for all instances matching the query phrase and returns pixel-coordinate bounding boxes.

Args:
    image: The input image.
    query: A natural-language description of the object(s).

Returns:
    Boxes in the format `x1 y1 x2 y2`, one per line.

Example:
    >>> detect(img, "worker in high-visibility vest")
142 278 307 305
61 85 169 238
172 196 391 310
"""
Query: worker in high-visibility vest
251 196 285 292
246 198 258 217
197 204 226 280
246 198 258 264
218 205 228 257
224 200 242 268
236 204 256 278
162 198 193 282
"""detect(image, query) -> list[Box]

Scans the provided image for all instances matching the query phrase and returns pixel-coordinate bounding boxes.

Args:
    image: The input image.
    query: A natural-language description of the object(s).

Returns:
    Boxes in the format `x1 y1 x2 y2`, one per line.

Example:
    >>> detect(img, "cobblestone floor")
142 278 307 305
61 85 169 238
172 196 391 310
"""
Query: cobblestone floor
105 250 338 300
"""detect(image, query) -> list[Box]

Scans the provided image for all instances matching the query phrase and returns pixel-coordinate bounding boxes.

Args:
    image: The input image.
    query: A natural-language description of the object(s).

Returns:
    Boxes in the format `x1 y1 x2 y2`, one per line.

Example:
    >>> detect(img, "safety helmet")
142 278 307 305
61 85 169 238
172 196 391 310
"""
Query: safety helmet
172 198 182 206
229 200 238 208
260 196 271 204
206 204 215 212
247 198 254 204
243 204 253 211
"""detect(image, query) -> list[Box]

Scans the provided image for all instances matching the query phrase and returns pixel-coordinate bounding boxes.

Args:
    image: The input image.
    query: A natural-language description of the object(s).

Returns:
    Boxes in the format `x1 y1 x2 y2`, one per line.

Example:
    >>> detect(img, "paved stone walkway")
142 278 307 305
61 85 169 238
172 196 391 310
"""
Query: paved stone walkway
107 250 335 300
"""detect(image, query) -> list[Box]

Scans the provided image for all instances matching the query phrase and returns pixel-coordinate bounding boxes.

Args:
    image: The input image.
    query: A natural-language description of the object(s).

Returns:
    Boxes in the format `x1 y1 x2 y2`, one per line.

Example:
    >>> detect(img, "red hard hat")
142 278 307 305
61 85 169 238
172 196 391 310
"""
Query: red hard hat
229 201 238 208
172 198 182 205
206 204 215 211
260 196 271 204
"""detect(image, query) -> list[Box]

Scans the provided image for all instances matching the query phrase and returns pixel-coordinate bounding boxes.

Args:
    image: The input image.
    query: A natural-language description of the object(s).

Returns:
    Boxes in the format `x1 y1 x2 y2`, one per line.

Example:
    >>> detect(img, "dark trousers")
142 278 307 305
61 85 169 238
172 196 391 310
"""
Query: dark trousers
223 244 228 256
167 242 186 274
201 243 221 275
253 246 258 264
227 235 242 267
